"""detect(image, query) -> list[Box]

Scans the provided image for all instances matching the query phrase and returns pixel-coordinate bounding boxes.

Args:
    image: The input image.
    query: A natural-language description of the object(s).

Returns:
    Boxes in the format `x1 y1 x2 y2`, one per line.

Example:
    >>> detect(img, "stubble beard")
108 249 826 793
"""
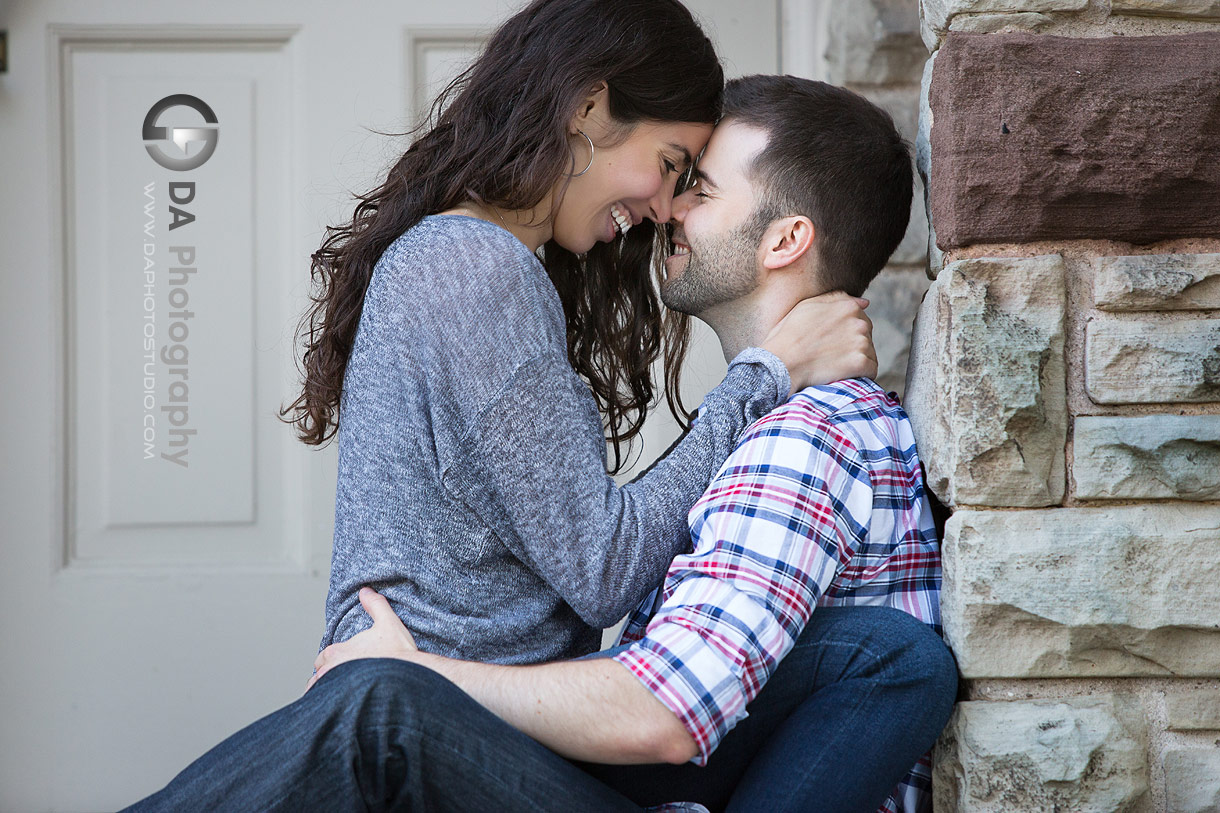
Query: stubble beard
661 219 762 317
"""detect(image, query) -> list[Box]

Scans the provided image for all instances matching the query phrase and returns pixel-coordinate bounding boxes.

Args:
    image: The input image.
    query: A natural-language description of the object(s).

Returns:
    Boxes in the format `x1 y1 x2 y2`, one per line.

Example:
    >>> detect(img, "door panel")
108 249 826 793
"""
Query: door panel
65 31 294 563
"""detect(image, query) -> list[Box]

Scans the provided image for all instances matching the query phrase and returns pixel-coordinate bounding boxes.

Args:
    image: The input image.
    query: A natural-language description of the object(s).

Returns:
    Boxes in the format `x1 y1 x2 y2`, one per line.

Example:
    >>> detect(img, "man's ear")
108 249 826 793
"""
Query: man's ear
571 81 610 135
761 215 815 271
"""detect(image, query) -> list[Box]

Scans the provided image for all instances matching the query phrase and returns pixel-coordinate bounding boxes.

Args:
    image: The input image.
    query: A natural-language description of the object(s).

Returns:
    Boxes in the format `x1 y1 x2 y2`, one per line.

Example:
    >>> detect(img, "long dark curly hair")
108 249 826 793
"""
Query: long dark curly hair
279 0 723 473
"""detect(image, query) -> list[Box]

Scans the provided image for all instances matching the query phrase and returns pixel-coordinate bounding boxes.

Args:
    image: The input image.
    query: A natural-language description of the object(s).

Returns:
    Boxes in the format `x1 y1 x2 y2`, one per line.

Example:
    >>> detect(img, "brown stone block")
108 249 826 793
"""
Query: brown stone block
929 32 1220 249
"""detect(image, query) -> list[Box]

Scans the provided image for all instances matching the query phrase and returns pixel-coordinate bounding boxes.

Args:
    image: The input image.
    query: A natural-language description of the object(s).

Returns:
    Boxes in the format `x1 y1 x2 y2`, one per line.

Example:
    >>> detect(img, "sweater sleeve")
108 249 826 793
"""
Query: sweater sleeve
440 348 789 628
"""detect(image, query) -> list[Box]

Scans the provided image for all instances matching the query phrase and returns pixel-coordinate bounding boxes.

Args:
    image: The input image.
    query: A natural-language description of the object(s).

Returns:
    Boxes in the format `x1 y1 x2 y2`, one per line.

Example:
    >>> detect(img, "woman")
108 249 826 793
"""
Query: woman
283 0 878 667
123 2 877 808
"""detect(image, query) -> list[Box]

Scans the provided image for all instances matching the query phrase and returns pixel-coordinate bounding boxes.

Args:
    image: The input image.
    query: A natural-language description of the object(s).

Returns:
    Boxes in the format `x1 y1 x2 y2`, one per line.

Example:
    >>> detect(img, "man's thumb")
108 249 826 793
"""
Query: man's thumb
359 587 394 624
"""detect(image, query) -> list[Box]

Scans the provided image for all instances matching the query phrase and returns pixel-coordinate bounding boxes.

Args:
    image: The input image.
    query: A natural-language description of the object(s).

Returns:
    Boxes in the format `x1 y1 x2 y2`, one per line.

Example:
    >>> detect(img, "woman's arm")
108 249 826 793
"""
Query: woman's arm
441 294 875 628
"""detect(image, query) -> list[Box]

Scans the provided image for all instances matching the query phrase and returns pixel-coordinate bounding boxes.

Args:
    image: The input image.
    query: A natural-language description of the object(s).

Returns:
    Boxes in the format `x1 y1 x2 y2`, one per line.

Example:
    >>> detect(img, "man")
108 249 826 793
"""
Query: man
309 76 953 812
127 76 954 813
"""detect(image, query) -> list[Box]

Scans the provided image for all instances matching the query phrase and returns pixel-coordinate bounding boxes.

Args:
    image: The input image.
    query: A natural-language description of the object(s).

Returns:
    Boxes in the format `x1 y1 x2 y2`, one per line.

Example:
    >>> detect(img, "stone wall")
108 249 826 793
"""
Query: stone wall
906 1 1220 810
826 0 931 396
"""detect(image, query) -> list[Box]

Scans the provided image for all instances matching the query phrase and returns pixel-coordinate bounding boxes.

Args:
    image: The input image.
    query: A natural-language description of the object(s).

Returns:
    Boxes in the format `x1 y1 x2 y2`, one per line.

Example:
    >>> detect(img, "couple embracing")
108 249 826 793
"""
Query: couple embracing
126 1 955 811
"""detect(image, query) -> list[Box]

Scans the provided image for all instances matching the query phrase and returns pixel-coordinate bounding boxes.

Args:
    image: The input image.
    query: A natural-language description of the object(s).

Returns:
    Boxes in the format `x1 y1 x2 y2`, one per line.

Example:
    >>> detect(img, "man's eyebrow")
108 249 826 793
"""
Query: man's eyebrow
692 166 718 189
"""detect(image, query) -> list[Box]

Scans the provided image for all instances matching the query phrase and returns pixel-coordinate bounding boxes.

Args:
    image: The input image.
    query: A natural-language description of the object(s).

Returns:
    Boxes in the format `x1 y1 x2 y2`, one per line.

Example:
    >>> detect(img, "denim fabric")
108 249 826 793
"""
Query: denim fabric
122 659 640 813
123 606 955 813
579 606 958 813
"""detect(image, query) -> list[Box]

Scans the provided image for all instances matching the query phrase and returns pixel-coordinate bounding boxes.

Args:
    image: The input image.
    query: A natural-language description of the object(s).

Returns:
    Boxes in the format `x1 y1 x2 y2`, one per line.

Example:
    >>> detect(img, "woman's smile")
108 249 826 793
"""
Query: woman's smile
610 202 636 235
552 117 712 253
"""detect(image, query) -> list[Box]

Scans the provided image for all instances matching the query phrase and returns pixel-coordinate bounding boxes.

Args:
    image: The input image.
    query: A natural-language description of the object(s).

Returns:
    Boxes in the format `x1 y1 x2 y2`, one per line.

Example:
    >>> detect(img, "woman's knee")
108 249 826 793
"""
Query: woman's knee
318 657 461 730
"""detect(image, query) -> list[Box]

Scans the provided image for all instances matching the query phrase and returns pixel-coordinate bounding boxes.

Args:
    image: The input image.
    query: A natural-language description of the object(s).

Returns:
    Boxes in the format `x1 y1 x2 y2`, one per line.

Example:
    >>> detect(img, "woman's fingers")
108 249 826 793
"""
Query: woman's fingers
762 291 880 391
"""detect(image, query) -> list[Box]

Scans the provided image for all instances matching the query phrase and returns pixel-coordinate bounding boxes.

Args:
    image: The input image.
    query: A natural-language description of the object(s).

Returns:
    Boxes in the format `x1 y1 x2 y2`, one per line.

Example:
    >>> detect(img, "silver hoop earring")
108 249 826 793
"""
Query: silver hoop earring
571 129 595 177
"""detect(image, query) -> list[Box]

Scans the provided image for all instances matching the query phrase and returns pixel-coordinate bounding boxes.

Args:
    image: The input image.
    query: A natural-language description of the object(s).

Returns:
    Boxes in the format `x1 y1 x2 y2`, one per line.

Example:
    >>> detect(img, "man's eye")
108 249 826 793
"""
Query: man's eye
695 192 710 199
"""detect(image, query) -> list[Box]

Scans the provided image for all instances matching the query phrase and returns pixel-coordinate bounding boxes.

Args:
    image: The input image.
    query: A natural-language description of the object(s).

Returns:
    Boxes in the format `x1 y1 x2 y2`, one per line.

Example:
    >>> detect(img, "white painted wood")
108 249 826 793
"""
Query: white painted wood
68 34 287 562
405 27 489 126
782 0 832 80
0 1 792 809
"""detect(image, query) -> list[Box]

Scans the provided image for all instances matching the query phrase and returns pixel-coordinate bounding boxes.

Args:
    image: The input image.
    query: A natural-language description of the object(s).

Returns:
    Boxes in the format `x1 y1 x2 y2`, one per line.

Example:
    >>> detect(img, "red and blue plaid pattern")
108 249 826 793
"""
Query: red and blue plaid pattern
611 378 942 813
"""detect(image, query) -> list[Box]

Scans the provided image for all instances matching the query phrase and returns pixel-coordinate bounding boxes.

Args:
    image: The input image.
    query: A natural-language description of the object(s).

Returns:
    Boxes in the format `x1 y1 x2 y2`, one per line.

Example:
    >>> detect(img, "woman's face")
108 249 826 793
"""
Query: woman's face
550 120 713 254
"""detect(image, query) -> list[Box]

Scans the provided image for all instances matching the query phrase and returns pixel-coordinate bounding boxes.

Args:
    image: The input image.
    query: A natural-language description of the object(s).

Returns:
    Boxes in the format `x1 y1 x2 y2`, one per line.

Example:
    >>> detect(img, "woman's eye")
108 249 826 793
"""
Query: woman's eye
675 166 696 194
663 159 678 174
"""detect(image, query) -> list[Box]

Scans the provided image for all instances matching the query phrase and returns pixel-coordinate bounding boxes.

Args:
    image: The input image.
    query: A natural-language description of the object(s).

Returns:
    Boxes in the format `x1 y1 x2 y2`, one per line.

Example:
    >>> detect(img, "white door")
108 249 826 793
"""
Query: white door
0 1 785 809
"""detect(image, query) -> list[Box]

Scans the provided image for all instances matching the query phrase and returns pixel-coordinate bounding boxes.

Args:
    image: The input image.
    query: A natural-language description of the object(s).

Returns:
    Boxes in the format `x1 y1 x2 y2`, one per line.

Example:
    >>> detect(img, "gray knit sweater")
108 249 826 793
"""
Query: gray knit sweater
320 215 789 664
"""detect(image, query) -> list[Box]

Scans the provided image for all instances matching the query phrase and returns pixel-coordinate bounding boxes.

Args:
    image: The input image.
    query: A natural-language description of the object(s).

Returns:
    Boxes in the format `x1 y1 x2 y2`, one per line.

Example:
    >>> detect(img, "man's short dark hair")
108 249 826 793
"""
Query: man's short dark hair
721 75 914 296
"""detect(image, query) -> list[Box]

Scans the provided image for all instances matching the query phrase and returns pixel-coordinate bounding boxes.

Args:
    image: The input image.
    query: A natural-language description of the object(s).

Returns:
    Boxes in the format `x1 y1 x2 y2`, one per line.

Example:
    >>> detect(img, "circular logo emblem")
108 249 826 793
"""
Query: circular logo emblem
143 94 219 171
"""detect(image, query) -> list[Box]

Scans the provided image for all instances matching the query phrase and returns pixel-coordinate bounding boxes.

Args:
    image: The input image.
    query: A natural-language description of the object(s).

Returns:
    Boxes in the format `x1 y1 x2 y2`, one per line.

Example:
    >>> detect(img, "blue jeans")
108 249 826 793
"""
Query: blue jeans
123 606 955 813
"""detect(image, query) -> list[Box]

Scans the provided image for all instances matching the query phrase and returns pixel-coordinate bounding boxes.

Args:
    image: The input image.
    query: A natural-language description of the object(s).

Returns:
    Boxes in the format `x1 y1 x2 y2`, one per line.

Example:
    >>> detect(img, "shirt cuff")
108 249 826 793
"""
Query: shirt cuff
728 347 790 406
610 623 748 766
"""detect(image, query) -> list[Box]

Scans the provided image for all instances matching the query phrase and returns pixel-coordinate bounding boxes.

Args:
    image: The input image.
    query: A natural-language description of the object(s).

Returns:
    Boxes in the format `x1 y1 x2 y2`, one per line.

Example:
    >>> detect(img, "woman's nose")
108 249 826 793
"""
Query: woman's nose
648 173 682 224
669 189 694 224
648 192 673 225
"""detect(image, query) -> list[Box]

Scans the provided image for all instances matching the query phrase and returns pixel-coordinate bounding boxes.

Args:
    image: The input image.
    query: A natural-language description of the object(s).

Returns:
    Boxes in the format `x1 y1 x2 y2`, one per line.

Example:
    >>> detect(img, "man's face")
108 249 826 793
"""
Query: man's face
661 121 770 317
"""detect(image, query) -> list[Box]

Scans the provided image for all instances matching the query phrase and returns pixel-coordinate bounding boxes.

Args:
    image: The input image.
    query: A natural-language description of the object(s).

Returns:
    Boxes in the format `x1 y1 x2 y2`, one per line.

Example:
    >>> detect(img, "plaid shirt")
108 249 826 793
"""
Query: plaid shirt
611 378 942 813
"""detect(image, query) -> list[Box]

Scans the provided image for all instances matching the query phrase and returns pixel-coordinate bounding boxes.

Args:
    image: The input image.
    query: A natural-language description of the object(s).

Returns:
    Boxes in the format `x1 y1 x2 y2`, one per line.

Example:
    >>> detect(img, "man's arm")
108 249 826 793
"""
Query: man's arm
309 588 697 765
409 650 698 765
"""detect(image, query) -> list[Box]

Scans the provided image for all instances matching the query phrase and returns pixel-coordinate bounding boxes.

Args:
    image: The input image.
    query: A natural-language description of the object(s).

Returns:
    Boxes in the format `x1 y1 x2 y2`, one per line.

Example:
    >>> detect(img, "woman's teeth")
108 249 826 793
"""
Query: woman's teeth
611 204 632 235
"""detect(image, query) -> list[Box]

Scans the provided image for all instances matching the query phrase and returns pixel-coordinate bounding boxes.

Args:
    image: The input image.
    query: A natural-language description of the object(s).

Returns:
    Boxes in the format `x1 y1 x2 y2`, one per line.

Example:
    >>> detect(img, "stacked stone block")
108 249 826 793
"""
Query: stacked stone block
825 0 930 396
906 2 1220 810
